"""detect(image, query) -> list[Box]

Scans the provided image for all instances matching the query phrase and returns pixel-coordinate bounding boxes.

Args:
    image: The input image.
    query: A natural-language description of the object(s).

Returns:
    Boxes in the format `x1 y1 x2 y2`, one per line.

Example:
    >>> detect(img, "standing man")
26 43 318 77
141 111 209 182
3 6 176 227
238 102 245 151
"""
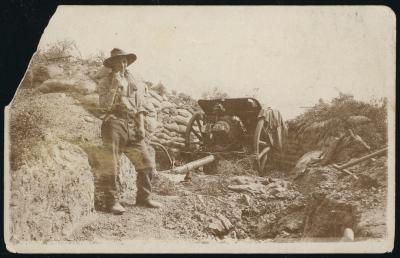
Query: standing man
98 48 161 215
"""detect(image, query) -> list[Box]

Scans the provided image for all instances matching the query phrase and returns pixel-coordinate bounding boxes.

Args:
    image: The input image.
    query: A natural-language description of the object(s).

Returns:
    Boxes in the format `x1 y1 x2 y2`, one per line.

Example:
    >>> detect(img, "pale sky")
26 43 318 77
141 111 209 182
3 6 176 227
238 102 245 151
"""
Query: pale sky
38 6 395 119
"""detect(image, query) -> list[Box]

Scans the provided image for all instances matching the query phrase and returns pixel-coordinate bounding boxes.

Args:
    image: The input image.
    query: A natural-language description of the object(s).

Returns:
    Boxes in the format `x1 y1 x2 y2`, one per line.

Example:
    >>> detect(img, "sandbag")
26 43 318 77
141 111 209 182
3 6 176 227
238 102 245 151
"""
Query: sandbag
177 109 192 118
174 115 190 126
162 94 168 101
161 128 176 137
169 108 178 116
173 136 186 144
145 117 161 133
148 97 161 109
148 90 164 102
147 111 157 118
154 132 170 140
158 139 168 145
177 125 187 134
162 108 170 114
164 123 180 132
170 142 185 149
161 101 176 109
143 101 156 113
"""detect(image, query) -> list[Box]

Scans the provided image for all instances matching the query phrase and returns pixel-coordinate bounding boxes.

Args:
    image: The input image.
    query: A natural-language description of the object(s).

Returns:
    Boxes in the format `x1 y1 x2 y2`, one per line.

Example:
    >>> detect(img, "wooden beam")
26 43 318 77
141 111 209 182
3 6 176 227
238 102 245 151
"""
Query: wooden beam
336 147 387 170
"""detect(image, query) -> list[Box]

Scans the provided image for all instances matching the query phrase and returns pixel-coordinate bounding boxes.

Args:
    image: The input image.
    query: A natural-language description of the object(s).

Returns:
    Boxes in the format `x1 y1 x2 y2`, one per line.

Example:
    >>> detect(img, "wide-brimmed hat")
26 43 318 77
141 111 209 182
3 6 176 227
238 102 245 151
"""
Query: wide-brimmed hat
103 48 137 68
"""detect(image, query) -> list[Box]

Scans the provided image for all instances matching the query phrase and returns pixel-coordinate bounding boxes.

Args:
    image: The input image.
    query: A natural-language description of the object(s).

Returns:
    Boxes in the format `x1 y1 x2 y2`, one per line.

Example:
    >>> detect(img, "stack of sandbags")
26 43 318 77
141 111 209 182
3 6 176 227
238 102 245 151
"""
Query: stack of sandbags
144 89 195 150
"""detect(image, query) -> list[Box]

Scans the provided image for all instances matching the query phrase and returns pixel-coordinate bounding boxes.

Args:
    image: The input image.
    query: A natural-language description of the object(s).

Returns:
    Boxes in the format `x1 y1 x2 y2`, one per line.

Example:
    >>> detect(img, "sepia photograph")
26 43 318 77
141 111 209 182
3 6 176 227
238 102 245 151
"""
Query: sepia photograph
4 5 395 253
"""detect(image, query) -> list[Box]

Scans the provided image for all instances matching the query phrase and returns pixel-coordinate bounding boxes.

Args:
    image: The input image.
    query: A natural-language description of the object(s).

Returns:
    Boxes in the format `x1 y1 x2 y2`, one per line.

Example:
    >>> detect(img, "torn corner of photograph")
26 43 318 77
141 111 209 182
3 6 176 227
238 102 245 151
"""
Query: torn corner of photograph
3 5 395 254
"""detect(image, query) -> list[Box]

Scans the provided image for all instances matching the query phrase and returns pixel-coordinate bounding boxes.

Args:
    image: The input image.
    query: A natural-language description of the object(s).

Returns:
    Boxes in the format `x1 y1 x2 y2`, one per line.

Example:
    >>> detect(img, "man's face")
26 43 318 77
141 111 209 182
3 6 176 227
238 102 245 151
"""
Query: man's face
113 57 128 72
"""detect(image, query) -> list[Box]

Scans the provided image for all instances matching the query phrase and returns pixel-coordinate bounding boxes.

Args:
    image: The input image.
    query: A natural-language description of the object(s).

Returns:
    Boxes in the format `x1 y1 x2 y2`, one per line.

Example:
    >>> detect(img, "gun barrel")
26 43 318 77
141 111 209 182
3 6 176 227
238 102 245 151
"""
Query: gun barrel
161 155 216 174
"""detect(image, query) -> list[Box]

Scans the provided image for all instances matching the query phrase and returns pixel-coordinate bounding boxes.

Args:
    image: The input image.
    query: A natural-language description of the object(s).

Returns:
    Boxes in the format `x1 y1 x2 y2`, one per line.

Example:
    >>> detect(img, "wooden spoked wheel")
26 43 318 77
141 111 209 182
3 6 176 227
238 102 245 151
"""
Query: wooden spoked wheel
253 118 273 174
185 112 205 151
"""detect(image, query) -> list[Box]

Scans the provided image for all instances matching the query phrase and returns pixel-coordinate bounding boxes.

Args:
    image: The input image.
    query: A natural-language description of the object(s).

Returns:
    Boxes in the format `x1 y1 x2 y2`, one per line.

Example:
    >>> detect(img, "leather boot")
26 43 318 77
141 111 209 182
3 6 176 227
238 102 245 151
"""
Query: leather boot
111 202 126 215
136 198 162 209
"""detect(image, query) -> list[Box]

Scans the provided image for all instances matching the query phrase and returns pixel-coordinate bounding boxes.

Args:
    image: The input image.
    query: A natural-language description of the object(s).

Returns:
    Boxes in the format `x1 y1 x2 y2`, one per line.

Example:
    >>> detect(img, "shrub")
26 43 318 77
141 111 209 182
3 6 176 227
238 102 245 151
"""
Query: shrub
289 93 387 149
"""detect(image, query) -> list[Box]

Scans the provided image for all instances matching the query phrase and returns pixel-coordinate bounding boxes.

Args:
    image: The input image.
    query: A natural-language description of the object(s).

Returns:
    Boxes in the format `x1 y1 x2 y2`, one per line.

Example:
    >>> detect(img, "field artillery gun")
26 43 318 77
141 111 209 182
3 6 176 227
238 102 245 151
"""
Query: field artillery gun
170 97 287 175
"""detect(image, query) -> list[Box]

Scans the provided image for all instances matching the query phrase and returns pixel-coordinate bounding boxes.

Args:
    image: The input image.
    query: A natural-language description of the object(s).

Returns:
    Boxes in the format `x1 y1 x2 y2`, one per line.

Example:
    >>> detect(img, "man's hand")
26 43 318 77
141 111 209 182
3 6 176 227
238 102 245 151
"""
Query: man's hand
137 124 146 140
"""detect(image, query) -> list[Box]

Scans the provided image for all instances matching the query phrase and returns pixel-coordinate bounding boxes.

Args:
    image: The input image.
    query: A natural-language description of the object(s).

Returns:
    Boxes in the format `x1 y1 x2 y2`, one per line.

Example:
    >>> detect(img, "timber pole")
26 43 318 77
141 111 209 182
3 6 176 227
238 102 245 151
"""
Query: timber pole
336 147 388 170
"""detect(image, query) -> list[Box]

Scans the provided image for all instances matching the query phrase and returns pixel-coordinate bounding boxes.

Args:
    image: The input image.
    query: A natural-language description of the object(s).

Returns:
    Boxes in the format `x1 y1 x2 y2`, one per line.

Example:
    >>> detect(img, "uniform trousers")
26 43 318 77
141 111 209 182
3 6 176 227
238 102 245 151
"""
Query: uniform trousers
100 115 155 204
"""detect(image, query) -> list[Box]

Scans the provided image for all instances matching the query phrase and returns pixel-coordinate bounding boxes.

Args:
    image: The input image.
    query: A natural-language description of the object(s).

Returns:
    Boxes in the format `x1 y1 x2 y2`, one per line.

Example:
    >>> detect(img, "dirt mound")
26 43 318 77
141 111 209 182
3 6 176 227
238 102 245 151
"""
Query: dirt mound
8 90 101 242
9 136 94 242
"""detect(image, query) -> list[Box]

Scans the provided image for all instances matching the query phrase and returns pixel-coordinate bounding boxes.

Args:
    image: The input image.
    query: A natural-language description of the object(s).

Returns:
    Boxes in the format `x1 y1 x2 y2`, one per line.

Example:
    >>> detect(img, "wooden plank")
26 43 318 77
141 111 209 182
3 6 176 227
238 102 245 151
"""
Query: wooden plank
337 147 387 170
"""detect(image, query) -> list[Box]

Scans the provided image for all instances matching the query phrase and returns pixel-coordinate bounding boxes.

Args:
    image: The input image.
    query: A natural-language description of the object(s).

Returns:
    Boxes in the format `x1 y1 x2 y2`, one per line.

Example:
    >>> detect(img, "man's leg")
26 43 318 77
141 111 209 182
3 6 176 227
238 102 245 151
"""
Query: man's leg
100 119 126 214
124 140 161 208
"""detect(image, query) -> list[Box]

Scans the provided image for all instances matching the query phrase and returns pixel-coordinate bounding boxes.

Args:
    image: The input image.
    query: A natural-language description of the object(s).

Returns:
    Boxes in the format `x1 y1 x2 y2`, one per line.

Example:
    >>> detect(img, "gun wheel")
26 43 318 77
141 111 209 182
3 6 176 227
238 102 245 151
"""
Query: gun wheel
253 118 273 175
185 112 205 151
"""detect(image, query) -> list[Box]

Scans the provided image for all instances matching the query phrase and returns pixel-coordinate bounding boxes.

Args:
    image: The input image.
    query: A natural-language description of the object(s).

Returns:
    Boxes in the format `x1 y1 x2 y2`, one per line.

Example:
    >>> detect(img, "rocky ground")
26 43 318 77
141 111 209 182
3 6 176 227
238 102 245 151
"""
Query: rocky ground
65 154 387 242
